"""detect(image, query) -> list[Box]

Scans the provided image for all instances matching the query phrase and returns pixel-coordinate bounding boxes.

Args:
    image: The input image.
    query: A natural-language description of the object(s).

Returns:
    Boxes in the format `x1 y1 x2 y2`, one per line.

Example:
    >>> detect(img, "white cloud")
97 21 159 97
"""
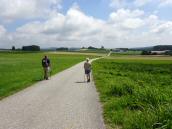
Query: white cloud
0 25 6 36
110 0 123 8
134 0 152 7
109 9 145 29
17 8 105 40
151 21 172 34
110 9 144 21
0 6 172 48
0 0 62 21
159 0 172 7
122 18 145 29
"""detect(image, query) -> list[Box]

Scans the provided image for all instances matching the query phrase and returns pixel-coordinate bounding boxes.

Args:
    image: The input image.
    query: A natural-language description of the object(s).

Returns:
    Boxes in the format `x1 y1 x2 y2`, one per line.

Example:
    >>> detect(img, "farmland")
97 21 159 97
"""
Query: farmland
0 52 96 99
93 58 172 129
111 51 141 55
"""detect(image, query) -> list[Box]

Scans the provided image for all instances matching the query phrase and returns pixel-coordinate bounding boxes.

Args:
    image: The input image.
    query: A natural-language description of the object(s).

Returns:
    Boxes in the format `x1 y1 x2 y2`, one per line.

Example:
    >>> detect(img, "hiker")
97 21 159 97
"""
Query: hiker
42 55 51 80
84 58 91 82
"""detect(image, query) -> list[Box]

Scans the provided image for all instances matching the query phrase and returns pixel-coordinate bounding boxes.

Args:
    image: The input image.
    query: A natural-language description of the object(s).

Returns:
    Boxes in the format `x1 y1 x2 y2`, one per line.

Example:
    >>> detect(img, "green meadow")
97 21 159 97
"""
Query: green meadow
111 51 142 55
93 58 172 129
0 52 95 99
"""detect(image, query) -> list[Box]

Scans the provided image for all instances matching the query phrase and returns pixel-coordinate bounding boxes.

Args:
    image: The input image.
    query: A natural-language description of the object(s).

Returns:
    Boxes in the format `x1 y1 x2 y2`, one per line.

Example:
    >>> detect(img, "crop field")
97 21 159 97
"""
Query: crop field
109 55 172 60
51 51 108 56
93 58 172 129
0 52 95 99
111 51 141 55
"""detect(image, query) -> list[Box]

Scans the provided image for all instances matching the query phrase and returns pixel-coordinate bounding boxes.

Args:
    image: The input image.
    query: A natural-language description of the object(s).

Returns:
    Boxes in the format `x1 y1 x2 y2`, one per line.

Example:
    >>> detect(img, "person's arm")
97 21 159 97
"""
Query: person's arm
48 59 51 67
42 59 44 67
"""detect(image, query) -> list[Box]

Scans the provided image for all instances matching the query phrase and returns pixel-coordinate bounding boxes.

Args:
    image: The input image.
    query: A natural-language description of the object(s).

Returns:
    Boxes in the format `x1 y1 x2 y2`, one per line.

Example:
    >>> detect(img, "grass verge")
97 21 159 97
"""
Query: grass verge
93 58 172 129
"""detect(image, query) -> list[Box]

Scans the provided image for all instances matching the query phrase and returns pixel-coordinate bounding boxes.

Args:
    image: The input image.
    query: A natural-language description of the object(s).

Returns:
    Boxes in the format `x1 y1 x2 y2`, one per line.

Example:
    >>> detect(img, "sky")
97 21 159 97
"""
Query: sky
0 0 172 48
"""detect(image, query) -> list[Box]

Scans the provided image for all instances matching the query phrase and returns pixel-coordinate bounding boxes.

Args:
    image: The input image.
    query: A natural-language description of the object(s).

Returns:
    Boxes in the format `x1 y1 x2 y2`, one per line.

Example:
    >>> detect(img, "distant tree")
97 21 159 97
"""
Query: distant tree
100 46 105 49
81 46 85 49
22 45 40 51
88 46 97 49
12 46 15 51
153 45 172 51
141 50 151 55
56 47 68 51
165 50 172 56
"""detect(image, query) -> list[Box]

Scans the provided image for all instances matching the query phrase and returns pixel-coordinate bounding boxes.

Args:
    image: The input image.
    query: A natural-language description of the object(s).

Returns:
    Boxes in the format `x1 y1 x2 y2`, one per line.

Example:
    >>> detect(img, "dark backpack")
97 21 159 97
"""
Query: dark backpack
42 58 50 67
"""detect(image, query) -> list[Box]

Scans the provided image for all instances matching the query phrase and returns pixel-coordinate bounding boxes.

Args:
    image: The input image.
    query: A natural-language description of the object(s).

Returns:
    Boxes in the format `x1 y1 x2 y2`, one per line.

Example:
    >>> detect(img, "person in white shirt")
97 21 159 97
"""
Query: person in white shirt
84 58 91 82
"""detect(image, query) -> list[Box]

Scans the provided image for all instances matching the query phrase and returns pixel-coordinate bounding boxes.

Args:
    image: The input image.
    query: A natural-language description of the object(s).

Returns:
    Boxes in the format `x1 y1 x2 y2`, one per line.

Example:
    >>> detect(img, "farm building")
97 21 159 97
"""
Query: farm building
151 50 170 55
112 48 128 53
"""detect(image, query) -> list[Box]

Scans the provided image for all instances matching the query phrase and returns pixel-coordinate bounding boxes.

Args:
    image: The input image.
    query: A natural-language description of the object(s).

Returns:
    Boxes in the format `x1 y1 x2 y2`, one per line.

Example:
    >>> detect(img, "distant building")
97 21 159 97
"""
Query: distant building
151 50 170 55
112 48 128 53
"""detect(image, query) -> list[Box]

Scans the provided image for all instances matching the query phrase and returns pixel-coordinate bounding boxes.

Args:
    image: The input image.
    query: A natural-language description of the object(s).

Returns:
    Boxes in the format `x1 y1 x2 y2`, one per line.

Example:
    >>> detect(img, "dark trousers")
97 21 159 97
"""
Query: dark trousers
43 67 48 79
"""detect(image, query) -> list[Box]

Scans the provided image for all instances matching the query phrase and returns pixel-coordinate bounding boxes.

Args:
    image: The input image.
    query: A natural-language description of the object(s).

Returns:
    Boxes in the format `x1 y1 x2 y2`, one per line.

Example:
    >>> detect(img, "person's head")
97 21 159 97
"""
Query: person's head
44 55 48 59
86 58 89 62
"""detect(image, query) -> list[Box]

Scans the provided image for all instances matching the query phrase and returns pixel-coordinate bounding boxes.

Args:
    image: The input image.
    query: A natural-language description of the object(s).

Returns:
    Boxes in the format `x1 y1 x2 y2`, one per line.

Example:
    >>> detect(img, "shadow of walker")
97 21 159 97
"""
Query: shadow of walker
75 81 87 84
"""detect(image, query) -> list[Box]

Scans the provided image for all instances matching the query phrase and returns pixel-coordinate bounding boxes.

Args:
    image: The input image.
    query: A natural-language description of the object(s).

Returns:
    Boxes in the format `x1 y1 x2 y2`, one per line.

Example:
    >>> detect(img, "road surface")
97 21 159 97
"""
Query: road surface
0 61 105 129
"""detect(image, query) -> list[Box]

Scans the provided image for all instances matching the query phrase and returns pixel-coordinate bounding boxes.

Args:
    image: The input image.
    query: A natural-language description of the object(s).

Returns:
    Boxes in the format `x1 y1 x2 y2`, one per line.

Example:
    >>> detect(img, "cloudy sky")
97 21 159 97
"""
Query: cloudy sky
0 0 172 48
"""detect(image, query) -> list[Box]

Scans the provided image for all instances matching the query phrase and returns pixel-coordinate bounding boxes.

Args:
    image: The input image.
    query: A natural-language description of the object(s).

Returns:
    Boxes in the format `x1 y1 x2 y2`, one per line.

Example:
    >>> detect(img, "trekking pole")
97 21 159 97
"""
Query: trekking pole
49 67 51 79
84 71 86 82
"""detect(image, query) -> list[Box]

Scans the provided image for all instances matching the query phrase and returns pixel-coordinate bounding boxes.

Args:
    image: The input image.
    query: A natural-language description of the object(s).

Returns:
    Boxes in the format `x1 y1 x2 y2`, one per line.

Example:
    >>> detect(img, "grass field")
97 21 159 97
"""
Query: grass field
50 51 108 56
93 58 172 129
109 55 172 60
111 51 141 56
0 52 96 99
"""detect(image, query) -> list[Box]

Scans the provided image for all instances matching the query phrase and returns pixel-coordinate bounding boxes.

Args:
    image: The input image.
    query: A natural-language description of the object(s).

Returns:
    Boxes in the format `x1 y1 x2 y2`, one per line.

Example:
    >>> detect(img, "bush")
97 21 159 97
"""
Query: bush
141 50 151 55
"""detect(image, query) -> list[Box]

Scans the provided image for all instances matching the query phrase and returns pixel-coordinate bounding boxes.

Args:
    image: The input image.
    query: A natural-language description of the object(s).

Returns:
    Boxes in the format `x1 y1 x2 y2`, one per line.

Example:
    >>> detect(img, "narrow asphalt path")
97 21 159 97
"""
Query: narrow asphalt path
0 61 105 129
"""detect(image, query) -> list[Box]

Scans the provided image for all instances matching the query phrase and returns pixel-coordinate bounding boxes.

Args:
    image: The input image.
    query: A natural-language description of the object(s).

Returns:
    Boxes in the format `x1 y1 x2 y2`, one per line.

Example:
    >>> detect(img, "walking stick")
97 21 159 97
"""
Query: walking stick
48 67 51 79
84 71 86 82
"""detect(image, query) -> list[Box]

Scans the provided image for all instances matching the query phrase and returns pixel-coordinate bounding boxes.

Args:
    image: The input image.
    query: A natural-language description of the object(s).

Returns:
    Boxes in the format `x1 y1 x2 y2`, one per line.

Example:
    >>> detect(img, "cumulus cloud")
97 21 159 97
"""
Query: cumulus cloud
0 0 62 21
0 3 172 48
151 22 172 34
16 7 105 41
159 0 172 7
109 9 145 29
0 25 6 36
110 0 123 8
13 8 147 48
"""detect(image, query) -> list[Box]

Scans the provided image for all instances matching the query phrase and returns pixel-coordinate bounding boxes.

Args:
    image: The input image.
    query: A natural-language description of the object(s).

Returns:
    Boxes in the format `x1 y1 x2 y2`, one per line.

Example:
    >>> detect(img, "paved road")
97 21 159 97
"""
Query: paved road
0 61 105 129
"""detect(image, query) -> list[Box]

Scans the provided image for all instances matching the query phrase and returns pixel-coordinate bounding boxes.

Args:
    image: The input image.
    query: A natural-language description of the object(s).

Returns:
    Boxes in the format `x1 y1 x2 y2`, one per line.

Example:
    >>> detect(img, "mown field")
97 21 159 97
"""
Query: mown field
0 52 95 99
109 54 172 60
93 58 172 129
111 51 141 55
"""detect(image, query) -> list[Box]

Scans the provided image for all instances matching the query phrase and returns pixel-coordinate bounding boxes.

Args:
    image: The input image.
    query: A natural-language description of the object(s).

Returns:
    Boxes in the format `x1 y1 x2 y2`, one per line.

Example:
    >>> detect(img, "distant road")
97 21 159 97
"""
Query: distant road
107 51 112 56
0 61 105 129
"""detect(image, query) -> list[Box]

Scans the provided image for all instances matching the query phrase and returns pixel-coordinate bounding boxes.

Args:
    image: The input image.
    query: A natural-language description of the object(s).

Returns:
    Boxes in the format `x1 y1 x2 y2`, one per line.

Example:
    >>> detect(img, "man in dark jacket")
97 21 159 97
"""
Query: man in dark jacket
42 55 51 80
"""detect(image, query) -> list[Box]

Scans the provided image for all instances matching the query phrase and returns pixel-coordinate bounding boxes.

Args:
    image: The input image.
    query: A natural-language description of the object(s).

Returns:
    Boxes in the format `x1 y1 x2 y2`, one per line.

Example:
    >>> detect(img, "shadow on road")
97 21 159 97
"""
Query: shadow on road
75 81 87 83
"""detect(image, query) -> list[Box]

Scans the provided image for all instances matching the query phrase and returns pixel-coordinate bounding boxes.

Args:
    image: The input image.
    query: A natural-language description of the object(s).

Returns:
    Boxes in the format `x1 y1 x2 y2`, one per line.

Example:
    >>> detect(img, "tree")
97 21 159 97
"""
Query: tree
153 45 172 51
141 50 151 55
12 46 15 51
22 45 40 51
88 46 97 49
101 46 104 49
165 50 172 56
56 47 68 51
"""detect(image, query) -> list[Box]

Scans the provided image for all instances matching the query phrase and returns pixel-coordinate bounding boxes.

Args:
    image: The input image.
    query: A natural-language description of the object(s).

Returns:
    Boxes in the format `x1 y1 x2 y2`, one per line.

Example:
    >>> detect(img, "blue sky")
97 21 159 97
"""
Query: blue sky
0 0 172 48
61 0 112 20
